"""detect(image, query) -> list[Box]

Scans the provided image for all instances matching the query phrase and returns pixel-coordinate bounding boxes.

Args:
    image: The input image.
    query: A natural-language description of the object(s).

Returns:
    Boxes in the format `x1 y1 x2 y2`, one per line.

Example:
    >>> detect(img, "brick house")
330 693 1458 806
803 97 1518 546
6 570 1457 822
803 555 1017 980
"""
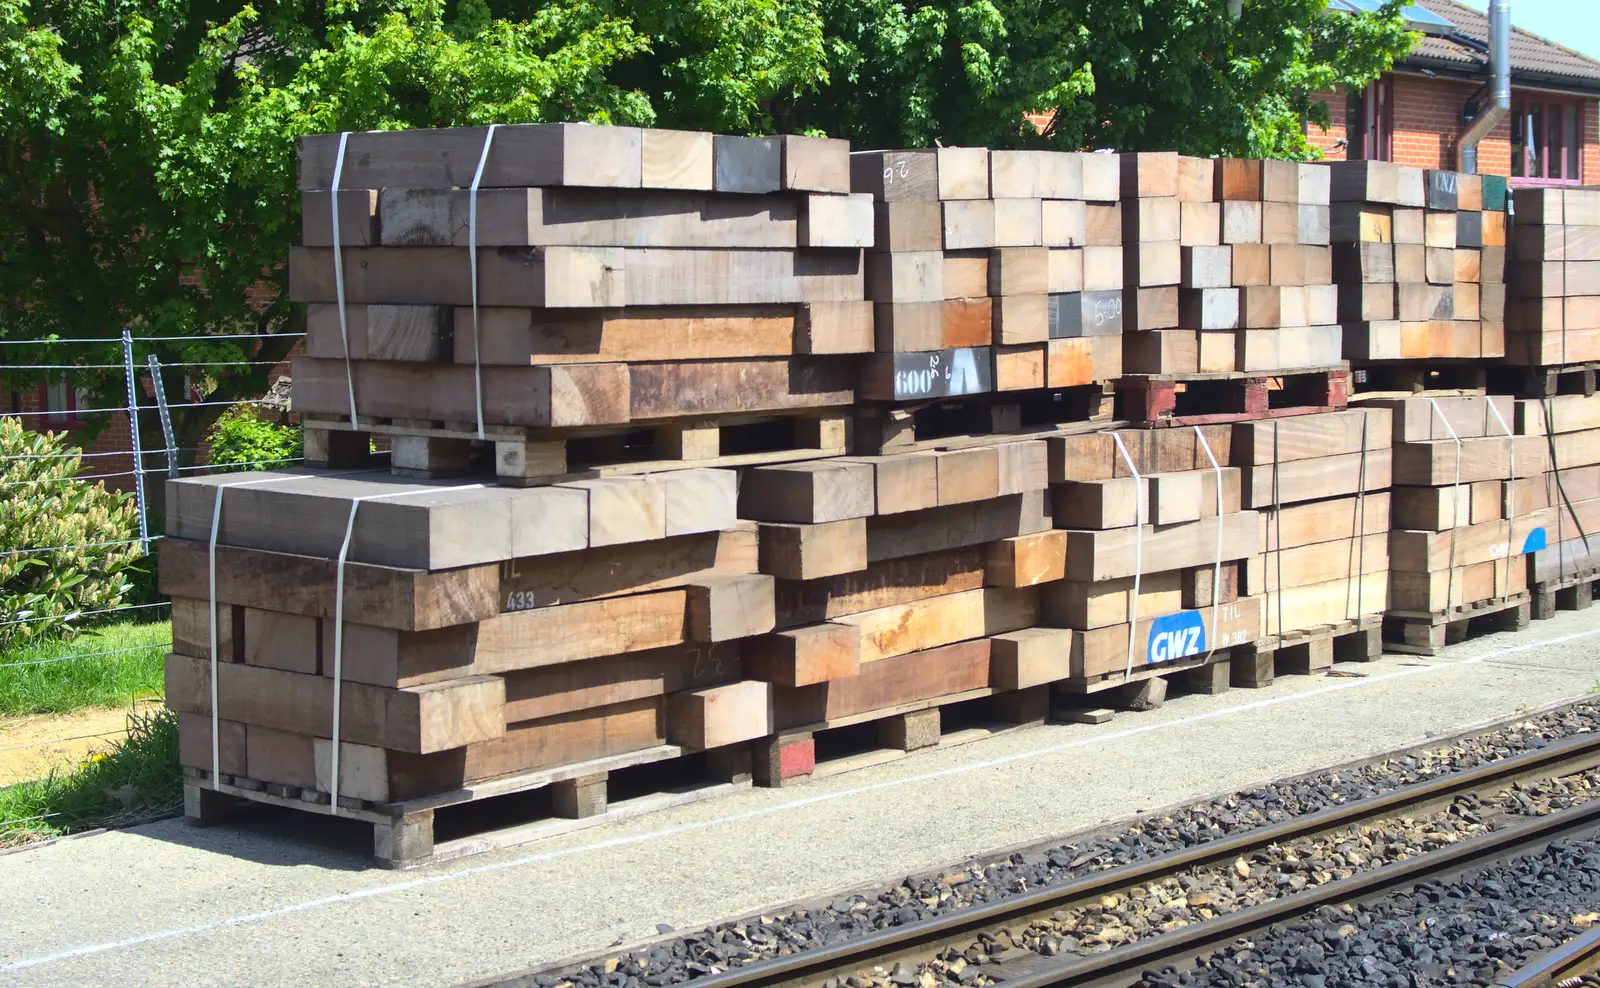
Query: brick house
1310 0 1600 184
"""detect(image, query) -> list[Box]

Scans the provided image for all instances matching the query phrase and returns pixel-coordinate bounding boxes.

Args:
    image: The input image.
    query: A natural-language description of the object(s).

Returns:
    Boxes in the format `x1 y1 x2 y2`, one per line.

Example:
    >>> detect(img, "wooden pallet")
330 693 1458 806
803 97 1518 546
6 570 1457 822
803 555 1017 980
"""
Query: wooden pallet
1230 617 1384 684
302 411 848 485
1381 592 1532 656
752 686 1051 788
1530 568 1600 621
1353 362 1491 395
1112 366 1350 428
1485 361 1600 400
852 383 1113 455
183 742 751 869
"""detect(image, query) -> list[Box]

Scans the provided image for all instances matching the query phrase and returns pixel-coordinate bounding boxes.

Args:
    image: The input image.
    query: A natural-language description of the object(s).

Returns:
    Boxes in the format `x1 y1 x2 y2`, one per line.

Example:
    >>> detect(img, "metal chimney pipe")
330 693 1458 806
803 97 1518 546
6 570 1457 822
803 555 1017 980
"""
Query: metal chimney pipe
1458 0 1511 172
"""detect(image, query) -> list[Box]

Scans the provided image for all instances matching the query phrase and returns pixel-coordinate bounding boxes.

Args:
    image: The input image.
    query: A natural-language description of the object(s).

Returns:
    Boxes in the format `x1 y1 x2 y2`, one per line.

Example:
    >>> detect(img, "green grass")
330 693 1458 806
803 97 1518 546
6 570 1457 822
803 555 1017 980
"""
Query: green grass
0 619 170 717
0 707 182 845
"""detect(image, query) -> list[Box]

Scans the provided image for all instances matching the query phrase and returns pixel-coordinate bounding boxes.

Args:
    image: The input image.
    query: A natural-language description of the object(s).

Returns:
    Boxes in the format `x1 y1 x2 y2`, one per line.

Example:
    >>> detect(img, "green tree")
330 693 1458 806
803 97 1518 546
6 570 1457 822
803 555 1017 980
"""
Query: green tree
791 0 1416 158
0 0 827 463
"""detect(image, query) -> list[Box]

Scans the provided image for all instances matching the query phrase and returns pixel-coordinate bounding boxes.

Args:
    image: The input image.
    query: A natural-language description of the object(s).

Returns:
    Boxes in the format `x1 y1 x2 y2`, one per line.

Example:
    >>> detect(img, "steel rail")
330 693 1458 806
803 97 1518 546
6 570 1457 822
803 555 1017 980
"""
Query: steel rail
1496 925 1600 988
654 731 1600 988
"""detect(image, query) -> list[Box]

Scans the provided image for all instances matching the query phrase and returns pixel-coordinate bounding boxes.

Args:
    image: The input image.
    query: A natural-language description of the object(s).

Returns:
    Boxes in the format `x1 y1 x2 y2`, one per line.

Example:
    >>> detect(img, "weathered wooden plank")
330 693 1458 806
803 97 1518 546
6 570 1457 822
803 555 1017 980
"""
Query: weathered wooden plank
1232 409 1392 465
165 653 505 754
160 540 498 632
744 623 862 687
1388 508 1556 572
1062 512 1260 583
669 680 774 749
833 587 1038 663
366 187 799 249
774 547 987 627
628 357 856 419
293 356 630 428
289 246 865 308
297 124 644 190
773 640 991 730
168 470 593 570
1239 448 1394 509
1041 570 1183 631
449 305 797 365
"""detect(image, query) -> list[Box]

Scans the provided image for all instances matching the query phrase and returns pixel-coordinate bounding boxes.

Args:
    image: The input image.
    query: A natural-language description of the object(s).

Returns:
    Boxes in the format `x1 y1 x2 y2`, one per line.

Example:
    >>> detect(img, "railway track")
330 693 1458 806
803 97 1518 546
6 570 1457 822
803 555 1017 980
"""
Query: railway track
651 731 1600 988
1499 926 1600 988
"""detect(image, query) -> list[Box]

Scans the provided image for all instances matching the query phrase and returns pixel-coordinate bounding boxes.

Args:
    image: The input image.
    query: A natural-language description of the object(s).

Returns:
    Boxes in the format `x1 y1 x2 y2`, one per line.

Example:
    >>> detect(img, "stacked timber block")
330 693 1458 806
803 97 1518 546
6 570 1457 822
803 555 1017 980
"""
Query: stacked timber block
1121 154 1338 375
1230 408 1393 681
161 467 779 866
1041 427 1264 709
1514 392 1600 617
1508 187 1600 368
850 146 1122 449
739 439 1058 786
290 124 874 482
1361 394 1549 653
1334 162 1508 363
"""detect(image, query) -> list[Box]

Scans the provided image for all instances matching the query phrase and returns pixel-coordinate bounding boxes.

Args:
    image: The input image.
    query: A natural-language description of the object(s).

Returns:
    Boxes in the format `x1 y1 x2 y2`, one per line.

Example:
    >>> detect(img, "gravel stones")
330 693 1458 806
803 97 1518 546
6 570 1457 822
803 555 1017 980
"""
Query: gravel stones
1145 831 1600 987
508 705 1600 988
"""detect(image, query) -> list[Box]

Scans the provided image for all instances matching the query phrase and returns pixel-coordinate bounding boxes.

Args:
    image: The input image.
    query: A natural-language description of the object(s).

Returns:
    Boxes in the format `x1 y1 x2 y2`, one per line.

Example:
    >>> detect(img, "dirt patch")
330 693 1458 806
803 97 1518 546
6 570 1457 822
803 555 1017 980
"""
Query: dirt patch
0 701 164 786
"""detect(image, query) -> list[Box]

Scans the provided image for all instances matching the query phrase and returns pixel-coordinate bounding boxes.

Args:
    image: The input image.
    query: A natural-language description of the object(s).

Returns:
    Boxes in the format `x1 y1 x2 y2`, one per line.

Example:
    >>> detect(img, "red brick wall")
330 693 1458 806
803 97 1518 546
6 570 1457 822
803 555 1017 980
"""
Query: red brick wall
1311 72 1599 183
1309 87 1349 159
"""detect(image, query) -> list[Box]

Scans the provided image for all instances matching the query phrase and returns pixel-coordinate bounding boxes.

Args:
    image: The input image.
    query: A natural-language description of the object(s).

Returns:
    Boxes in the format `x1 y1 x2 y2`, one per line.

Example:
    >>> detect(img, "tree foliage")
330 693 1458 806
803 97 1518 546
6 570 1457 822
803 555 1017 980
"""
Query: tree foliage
205 404 303 471
0 0 1414 455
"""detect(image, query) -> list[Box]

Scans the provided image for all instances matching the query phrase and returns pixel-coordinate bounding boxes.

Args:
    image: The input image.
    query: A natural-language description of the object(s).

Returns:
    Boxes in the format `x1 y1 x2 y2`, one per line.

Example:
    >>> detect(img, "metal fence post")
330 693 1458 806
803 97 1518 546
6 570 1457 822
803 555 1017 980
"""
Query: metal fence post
146 354 180 480
121 329 149 554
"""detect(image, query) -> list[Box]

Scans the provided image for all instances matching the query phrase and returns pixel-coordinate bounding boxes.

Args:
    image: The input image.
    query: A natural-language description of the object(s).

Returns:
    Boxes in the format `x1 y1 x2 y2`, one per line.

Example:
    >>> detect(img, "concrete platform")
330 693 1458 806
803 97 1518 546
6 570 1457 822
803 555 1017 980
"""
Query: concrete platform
3 610 1600 987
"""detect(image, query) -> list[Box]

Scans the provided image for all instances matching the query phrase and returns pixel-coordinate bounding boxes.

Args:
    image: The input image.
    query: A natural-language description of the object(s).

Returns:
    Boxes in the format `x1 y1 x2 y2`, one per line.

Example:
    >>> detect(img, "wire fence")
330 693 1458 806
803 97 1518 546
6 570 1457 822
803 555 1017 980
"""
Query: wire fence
0 331 308 781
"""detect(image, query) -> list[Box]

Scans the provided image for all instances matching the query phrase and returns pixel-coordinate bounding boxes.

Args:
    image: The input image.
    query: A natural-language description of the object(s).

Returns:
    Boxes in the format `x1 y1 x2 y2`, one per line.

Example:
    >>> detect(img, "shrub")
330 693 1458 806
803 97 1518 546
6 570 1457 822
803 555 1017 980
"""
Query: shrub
206 404 302 472
0 419 144 650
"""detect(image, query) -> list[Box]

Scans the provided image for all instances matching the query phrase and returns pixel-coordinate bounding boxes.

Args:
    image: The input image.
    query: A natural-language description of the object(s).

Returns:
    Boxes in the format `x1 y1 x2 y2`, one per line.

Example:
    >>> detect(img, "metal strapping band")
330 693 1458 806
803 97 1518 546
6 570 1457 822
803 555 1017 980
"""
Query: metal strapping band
1111 433 1143 682
467 125 501 441
1194 426 1224 661
326 484 488 816
329 132 359 428
1428 398 1464 612
1486 397 1517 595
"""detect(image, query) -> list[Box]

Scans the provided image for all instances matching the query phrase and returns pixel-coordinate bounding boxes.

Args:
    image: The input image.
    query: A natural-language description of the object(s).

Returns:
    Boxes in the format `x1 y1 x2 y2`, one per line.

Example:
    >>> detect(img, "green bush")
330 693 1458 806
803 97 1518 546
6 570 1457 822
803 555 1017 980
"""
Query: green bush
206 405 302 472
0 419 144 650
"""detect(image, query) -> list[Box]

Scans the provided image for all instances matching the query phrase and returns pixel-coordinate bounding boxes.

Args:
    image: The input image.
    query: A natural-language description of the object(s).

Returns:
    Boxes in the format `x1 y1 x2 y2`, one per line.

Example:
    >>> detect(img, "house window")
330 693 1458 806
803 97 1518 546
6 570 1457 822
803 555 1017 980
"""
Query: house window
1348 77 1394 161
38 380 88 429
1512 96 1584 184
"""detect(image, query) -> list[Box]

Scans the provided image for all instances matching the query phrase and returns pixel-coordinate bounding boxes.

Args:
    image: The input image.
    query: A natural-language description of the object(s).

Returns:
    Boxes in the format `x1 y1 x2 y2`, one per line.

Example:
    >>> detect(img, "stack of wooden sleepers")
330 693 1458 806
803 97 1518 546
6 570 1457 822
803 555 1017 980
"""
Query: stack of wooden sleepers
1230 408 1392 675
291 124 874 480
160 120 1600 868
1119 153 1337 375
851 144 1124 443
1515 391 1600 617
1334 161 1509 365
1114 155 1354 429
1362 394 1550 653
1508 187 1600 368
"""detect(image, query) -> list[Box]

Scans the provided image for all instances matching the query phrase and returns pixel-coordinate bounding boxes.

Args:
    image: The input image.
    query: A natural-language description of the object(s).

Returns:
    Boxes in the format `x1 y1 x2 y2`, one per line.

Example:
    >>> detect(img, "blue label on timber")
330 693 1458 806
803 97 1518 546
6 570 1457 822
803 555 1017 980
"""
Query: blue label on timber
1522 527 1548 554
1147 610 1207 665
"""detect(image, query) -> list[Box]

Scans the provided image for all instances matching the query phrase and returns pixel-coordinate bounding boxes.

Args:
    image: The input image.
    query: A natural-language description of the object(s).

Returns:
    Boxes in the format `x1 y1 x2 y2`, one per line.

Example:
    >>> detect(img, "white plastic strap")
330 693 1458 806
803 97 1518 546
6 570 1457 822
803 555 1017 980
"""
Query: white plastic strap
1111 433 1144 682
205 470 353 787
329 132 359 427
326 483 487 816
1428 398 1464 611
467 124 500 442
1193 427 1224 661
1486 397 1517 593
204 467 410 792
1272 424 1284 640
1350 415 1370 622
